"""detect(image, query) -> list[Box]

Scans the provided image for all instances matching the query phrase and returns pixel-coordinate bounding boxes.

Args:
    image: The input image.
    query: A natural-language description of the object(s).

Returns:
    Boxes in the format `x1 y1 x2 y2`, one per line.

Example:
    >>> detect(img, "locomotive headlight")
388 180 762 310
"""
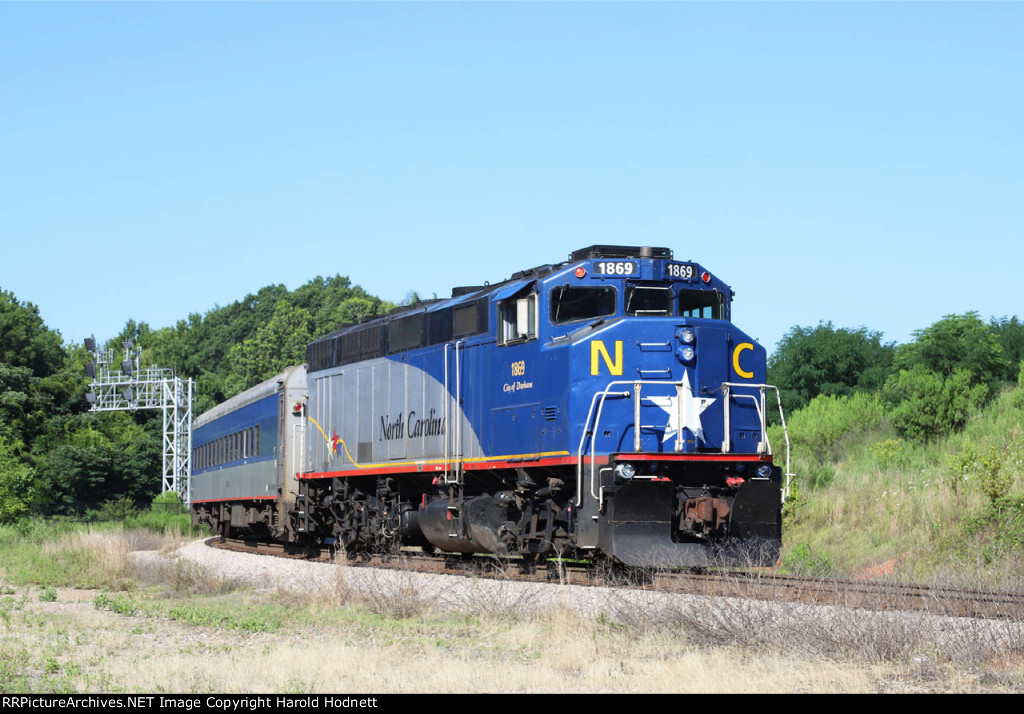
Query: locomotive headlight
676 345 695 363
677 328 695 344
756 464 773 479
614 463 636 481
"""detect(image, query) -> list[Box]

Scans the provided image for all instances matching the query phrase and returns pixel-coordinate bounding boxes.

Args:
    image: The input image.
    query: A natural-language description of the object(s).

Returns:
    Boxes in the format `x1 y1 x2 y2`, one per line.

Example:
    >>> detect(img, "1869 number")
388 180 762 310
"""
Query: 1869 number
595 261 636 275
667 263 696 279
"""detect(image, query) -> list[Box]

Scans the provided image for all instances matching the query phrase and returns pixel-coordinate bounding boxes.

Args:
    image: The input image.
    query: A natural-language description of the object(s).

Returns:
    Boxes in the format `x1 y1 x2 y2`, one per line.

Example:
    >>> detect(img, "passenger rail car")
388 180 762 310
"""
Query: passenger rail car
190 366 307 540
192 246 789 567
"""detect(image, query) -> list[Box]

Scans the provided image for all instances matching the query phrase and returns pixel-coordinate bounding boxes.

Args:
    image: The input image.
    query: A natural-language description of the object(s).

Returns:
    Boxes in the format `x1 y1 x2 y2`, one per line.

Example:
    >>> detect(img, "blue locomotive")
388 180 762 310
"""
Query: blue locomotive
192 246 788 567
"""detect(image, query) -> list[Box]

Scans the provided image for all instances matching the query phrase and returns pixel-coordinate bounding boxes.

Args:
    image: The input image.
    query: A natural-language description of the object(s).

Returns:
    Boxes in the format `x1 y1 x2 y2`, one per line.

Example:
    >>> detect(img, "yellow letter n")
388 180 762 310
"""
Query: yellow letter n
590 340 623 376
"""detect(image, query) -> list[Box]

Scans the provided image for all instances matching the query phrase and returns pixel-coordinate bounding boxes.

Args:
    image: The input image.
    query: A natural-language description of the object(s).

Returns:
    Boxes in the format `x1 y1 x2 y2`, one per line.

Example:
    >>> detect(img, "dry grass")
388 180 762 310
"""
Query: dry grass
598 575 1024 685
1 592 898 693
38 529 133 591
13 584 1016 693
4 529 1024 693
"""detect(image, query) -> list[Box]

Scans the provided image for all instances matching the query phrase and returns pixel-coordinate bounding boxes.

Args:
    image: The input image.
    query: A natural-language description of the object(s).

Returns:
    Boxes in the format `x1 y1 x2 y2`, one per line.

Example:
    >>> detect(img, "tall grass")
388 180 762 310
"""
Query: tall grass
0 525 134 590
781 382 1024 585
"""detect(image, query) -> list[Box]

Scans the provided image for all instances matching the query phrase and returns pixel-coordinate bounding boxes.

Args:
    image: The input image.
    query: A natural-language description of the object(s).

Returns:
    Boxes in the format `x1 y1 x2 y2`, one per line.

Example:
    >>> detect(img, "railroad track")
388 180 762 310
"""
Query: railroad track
206 537 1024 621
652 570 1024 621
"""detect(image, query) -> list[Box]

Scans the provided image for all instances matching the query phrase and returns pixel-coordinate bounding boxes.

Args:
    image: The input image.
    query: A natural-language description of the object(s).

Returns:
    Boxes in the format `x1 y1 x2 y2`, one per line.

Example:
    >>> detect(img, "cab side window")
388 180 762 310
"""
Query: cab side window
499 293 537 344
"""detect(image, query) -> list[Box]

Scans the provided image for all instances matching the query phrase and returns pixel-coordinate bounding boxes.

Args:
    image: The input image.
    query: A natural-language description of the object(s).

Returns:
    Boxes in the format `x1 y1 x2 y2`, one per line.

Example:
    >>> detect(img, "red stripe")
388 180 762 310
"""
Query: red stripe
613 453 773 463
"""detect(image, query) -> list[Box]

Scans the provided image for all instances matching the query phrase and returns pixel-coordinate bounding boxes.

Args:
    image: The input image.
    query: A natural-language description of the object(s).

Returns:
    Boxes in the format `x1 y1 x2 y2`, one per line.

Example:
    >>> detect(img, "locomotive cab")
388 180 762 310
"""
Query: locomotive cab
534 246 785 566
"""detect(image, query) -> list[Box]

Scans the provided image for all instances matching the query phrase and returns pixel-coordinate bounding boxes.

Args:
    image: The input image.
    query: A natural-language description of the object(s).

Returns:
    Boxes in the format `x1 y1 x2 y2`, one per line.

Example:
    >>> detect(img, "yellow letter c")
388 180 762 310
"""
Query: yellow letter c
733 343 754 379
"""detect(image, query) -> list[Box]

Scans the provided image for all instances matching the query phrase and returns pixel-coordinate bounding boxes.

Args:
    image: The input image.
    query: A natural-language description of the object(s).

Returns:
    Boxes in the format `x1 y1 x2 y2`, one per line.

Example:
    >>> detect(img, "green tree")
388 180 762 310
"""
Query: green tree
328 296 383 326
768 322 894 413
0 436 31 523
33 412 161 514
291 275 392 334
141 276 394 411
0 290 78 448
222 299 313 397
0 290 63 377
883 365 988 441
989 315 1024 383
893 312 1007 394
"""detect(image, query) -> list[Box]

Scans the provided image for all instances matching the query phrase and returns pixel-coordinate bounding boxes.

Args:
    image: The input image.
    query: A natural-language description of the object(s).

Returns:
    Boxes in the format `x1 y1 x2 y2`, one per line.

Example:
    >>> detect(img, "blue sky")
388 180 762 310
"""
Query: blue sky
2 2 1021 356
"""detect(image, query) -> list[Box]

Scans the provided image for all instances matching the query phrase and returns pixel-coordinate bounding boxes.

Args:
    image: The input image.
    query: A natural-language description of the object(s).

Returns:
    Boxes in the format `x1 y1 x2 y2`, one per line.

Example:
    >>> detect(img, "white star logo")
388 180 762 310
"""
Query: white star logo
648 372 716 444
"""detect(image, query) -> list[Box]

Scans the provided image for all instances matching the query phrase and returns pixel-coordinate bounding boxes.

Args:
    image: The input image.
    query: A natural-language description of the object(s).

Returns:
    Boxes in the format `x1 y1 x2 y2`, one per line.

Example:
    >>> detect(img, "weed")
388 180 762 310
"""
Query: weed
870 438 906 471
0 641 31 693
781 542 837 577
0 596 23 622
165 601 285 633
952 496 1024 568
93 592 143 617
279 677 314 694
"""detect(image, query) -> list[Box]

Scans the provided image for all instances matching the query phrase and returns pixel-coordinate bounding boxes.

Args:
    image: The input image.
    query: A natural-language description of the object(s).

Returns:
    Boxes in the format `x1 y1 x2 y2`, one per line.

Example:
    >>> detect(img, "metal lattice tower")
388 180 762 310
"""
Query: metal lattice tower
85 339 194 503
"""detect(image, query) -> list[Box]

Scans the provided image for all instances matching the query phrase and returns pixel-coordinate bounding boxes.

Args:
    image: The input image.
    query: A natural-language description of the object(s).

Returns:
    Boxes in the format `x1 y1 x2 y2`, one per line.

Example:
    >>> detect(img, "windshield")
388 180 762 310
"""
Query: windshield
625 285 672 316
550 285 616 324
679 289 726 319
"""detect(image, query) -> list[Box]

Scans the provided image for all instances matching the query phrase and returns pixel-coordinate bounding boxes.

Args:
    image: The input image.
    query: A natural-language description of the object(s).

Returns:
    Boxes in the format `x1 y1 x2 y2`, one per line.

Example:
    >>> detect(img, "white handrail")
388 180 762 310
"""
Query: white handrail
574 379 793 507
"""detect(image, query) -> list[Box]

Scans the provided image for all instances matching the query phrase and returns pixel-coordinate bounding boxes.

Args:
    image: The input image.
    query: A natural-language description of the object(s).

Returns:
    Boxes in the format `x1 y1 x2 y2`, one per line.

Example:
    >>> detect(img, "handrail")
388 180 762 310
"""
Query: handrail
575 379 794 507
719 381 793 502
443 341 466 485
574 385 631 507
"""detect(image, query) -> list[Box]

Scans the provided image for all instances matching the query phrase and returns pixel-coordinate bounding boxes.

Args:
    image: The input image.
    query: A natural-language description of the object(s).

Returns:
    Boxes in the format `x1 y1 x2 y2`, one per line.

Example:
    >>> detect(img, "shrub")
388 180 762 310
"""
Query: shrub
781 542 837 577
884 366 988 441
869 439 906 471
787 392 884 463
0 438 31 524
95 497 138 522
953 496 1024 566
125 491 201 535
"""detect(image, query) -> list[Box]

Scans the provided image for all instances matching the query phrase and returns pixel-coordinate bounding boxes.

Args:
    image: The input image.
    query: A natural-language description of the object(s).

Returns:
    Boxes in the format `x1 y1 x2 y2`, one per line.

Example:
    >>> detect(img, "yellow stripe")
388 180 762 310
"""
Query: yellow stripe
306 416 368 469
307 416 330 443
328 450 573 472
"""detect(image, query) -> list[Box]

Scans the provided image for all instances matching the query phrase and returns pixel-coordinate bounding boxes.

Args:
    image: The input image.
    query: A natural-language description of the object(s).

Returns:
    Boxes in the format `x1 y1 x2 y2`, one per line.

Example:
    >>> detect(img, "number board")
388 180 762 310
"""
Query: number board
666 262 699 280
593 261 637 276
